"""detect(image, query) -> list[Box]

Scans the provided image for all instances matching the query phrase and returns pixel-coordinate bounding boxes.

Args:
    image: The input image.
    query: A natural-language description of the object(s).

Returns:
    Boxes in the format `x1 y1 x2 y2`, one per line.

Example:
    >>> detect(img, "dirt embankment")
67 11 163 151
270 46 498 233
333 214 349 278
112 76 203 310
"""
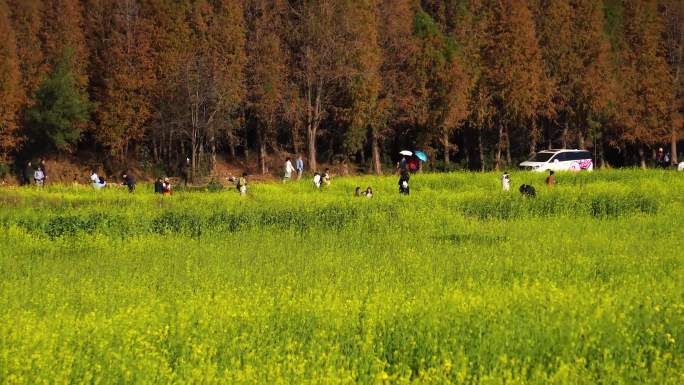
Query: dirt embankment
3 153 372 186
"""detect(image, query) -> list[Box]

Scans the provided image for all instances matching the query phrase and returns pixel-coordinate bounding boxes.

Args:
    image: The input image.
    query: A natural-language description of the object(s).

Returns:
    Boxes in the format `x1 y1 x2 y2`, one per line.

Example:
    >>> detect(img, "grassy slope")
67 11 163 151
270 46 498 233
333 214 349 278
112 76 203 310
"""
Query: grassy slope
0 170 682 384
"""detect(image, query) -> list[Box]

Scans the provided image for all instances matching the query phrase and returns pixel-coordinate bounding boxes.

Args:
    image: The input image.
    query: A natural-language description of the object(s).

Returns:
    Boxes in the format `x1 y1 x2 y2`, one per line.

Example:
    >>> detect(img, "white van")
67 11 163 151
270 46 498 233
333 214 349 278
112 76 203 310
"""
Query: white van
519 149 593 172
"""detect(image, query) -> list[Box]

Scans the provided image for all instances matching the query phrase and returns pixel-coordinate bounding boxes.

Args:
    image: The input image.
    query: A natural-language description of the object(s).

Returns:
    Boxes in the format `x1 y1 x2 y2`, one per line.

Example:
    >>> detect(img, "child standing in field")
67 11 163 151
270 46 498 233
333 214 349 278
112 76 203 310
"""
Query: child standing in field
501 172 511 191
236 173 248 195
364 186 373 198
313 172 322 189
399 170 410 195
283 157 295 182
39 159 47 185
33 167 45 187
545 170 555 187
322 168 331 186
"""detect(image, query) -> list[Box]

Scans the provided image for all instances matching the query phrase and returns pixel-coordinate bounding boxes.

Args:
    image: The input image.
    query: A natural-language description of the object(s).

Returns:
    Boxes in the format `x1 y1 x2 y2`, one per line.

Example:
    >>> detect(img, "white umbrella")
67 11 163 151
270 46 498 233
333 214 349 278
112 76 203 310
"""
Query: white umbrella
399 150 413 156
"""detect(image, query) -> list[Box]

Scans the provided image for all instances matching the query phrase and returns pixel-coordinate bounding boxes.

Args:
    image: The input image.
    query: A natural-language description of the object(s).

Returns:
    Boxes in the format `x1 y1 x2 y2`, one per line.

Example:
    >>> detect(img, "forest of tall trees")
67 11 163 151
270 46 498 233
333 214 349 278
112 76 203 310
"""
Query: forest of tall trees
0 0 682 177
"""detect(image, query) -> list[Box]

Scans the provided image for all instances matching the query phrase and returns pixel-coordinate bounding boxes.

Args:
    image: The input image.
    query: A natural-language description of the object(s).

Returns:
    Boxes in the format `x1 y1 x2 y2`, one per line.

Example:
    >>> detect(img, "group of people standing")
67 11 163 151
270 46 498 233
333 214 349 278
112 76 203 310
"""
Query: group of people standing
23 159 47 186
283 156 305 182
153 177 173 195
284 156 333 190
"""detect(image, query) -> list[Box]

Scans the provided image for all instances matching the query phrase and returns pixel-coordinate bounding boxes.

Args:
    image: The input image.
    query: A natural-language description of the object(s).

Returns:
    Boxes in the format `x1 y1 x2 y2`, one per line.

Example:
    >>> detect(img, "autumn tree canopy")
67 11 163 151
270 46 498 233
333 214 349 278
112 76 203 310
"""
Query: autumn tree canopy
1 0 682 175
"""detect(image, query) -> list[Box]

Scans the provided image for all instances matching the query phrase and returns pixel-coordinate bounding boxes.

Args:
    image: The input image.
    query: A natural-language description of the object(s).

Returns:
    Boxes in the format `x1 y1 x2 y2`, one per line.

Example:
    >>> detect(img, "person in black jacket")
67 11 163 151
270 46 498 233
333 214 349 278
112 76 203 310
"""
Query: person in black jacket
121 172 136 193
398 170 410 195
154 177 164 194
23 161 33 186
519 184 536 197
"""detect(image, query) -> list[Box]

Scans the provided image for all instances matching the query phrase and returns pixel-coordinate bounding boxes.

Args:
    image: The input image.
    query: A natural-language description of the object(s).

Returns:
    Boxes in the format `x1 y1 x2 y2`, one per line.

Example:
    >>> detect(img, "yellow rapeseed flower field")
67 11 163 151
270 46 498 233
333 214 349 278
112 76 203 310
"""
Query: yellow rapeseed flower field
0 170 682 384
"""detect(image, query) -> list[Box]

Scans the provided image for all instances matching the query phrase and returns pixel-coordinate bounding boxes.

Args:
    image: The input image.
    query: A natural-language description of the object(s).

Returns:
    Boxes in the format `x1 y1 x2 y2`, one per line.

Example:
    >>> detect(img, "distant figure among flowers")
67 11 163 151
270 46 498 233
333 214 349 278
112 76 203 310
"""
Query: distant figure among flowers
322 168 331 186
237 173 248 196
313 172 322 189
90 170 106 190
283 157 295 182
501 172 511 192
399 170 410 195
162 178 172 196
519 184 536 197
545 170 555 187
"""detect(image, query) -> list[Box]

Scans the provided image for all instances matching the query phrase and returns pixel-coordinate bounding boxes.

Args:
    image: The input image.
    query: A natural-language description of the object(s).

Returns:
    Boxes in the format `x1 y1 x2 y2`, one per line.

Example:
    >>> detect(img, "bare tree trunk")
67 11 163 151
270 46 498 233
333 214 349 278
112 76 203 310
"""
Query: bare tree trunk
227 133 236 160
307 124 317 173
371 128 381 175
529 127 538 156
598 139 606 168
577 129 585 149
257 124 267 175
199 140 204 178
672 130 678 165
259 141 267 175
152 136 159 162
191 142 197 183
210 132 216 175
478 128 485 171
463 132 470 169
306 79 322 173
443 130 450 164
495 122 503 171
169 130 174 166
291 121 300 155
638 145 646 169
505 127 512 167
561 121 569 148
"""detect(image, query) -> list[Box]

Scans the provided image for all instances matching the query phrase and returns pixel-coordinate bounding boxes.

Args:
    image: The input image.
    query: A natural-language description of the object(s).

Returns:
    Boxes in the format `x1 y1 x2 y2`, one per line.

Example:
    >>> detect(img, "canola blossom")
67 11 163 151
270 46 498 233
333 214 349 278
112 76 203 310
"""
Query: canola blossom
0 170 682 384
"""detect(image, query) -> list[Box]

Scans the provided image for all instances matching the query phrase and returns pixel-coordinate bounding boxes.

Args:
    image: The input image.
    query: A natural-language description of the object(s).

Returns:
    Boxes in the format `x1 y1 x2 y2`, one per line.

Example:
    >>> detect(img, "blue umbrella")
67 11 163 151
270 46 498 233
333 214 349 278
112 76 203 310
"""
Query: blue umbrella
414 150 428 162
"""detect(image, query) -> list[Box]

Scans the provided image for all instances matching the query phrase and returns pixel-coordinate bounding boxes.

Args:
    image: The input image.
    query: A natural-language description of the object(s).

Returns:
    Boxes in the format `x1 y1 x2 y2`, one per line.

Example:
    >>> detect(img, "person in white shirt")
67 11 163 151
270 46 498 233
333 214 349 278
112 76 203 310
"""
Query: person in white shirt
33 168 45 187
90 170 106 190
313 172 322 189
283 157 295 182
501 172 511 192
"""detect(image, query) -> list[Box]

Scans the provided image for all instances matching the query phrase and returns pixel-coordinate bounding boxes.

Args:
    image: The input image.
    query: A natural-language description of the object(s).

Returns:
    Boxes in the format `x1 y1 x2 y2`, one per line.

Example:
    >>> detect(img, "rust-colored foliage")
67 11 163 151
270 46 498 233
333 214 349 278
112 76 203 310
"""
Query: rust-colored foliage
0 0 680 170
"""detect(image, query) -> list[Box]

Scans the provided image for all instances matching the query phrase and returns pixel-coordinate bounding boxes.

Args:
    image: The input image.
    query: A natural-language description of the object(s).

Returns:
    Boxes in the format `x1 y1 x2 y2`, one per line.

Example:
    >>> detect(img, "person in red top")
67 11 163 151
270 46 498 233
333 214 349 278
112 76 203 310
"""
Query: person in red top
545 170 555 187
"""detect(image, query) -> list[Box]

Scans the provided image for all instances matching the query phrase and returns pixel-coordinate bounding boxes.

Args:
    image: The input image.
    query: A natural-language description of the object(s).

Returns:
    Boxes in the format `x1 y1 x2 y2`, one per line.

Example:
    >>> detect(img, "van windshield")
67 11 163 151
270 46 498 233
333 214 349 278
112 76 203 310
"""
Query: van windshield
528 152 554 162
